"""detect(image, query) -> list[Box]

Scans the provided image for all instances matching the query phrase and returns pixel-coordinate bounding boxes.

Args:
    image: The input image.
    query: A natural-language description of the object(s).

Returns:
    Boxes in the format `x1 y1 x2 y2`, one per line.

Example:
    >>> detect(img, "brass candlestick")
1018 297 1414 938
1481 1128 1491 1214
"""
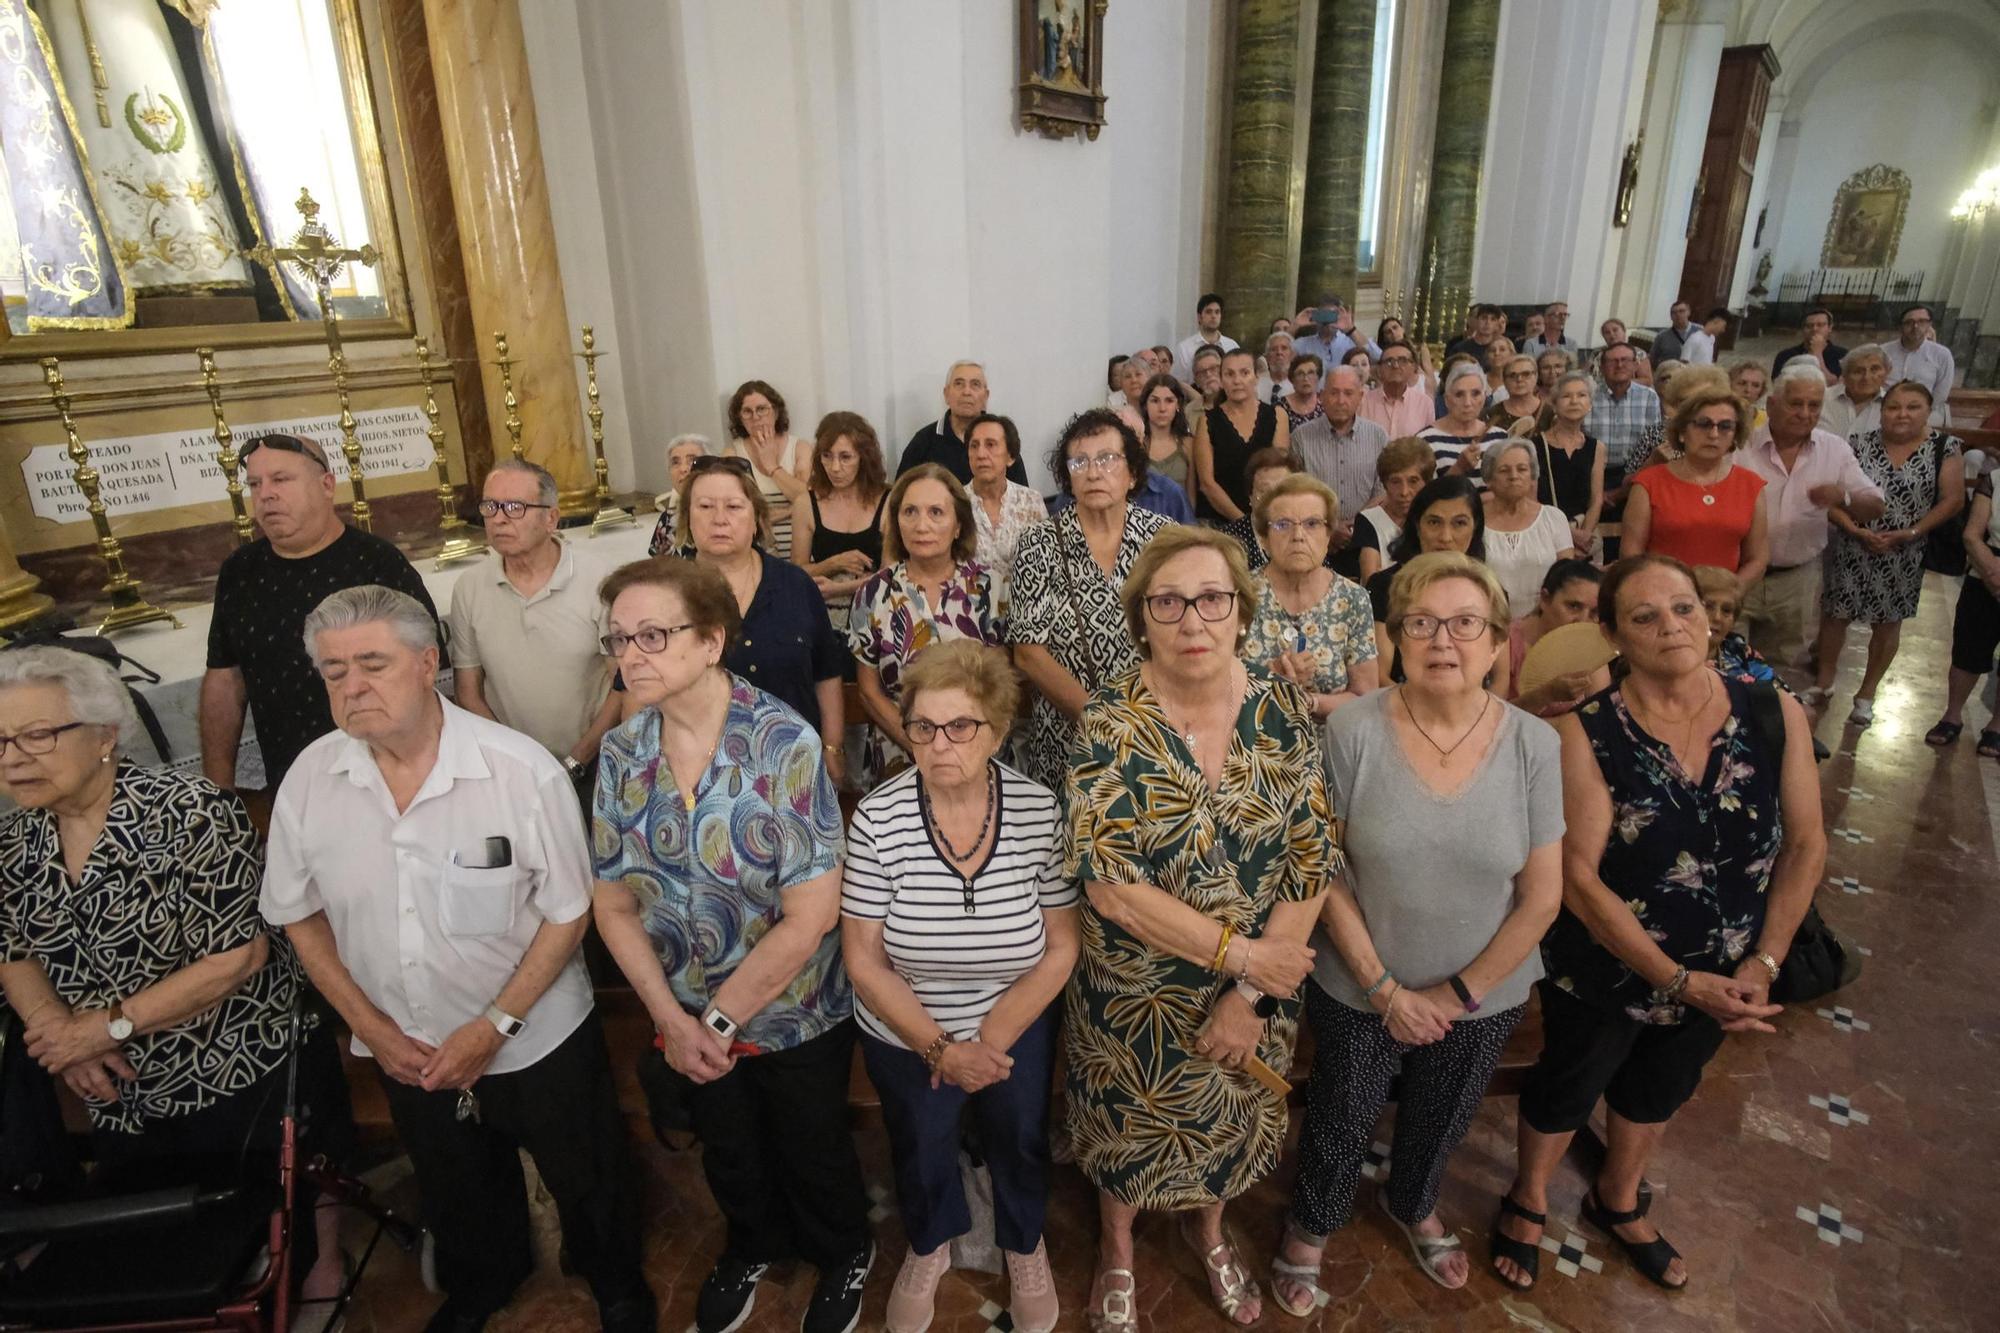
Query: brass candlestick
418 336 486 569
41 357 179 636
248 189 380 530
579 325 632 534
493 331 524 461
196 348 254 546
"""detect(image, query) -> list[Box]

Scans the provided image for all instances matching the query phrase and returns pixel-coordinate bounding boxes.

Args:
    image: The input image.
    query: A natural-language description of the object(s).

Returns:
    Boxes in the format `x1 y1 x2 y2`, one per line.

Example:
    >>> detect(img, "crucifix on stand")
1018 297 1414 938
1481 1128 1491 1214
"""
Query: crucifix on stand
248 189 381 530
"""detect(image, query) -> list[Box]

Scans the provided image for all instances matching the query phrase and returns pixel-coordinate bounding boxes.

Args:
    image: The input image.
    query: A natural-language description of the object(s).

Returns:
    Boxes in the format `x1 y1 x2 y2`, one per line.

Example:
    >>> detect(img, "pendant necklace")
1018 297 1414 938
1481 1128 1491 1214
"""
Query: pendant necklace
1400 687 1491 763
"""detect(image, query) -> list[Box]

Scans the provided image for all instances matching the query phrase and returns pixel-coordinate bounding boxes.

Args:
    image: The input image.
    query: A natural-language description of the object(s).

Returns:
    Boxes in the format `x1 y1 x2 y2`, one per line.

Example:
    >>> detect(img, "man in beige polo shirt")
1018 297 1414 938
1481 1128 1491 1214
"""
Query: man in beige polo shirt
448 460 618 789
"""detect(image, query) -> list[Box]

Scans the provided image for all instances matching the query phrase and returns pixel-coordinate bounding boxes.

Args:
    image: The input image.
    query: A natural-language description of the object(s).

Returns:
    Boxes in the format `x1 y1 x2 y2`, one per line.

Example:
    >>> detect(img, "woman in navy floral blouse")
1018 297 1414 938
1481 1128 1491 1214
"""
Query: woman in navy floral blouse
1493 555 1825 1295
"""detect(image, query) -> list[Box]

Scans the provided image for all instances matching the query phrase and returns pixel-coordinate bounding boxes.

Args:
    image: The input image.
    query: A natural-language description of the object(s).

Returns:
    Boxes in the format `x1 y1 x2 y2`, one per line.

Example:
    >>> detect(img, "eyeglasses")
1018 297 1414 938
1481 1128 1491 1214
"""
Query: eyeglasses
1145 590 1239 624
0 721 88 757
599 624 696 655
239 435 330 472
689 456 754 478
906 716 988 745
1397 613 1493 641
1266 517 1328 536
478 498 555 520
1065 450 1127 476
1684 417 1736 435
1378 355 1414 367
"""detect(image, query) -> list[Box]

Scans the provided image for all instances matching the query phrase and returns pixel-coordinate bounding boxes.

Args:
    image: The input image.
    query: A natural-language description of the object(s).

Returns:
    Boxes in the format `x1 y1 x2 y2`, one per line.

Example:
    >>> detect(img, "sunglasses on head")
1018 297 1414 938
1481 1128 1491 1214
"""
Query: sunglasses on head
688 456 754 478
239 435 330 471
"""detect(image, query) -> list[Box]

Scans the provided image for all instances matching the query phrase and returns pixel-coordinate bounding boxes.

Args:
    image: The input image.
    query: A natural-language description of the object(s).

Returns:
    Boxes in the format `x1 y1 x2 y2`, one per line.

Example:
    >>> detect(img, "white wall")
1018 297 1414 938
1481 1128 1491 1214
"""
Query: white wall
1766 31 1996 286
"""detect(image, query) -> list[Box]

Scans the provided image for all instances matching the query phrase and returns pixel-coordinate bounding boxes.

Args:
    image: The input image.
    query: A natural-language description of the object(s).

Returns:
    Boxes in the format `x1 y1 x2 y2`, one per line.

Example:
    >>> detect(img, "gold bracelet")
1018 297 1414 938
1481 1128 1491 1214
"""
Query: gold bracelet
1211 924 1235 974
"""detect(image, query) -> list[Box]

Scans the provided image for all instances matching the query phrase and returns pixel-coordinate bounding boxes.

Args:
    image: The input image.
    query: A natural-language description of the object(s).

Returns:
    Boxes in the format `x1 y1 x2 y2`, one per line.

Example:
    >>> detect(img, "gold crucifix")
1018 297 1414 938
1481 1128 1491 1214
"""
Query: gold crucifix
248 189 381 530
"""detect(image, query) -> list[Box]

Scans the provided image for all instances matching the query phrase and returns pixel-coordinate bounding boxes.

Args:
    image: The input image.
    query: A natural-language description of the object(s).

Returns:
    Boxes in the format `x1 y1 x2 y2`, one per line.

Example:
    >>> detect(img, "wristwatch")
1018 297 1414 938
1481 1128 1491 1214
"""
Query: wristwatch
1234 980 1280 1019
484 1003 526 1038
1448 974 1481 1014
562 755 586 779
105 1000 134 1043
702 1006 739 1041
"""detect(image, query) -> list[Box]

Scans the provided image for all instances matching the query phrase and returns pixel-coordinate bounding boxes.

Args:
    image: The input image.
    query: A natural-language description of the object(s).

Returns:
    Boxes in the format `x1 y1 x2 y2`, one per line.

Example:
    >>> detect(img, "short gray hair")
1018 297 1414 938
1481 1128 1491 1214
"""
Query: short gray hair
1264 331 1294 356
1553 370 1594 401
1774 363 1830 398
1481 436 1540 485
486 458 558 508
1844 342 1888 372
0 645 139 751
666 432 711 457
1443 362 1487 395
303 586 439 664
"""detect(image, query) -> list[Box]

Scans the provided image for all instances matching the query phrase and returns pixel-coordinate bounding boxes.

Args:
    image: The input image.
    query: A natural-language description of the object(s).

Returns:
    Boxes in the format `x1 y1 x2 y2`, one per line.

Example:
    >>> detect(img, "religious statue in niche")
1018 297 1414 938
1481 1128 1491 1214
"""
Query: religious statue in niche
1821 163 1910 270
1017 0 1107 142
1613 129 1644 228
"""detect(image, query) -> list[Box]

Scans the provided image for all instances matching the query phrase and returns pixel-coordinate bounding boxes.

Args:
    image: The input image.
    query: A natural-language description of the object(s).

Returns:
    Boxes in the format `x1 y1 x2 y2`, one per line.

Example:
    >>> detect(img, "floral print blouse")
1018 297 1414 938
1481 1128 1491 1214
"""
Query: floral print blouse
1241 570 1377 696
971 481 1050 621
847 560 1003 772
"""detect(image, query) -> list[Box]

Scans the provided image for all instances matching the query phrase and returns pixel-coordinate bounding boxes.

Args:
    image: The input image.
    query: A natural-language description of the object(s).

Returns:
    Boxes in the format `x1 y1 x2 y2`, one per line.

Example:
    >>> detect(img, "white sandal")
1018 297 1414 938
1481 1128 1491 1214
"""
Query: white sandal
1378 1192 1467 1289
1270 1219 1328 1316
1086 1266 1136 1331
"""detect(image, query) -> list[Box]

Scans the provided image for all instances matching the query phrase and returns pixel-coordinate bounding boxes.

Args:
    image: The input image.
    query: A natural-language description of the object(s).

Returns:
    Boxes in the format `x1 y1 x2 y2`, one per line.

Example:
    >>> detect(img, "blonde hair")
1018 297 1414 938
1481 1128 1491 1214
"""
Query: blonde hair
1119 525 1257 659
1662 363 1728 411
1386 551 1510 642
899 639 1019 737
1253 473 1341 537
675 462 773 549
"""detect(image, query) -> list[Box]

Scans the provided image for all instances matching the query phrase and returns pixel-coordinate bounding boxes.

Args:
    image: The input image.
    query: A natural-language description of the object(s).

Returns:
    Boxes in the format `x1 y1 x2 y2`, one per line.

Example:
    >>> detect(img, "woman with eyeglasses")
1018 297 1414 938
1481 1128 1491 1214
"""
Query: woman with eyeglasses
1622 386 1770 585
723 379 810 557
1066 526 1334 1329
848 464 1002 781
1193 348 1290 526
591 557 875 1333
1280 353 1325 433
840 641 1077 1333
1241 475 1378 719
1486 355 1547 434
1535 348 1574 397
1008 409 1172 795
1481 438 1584 624
1271 552 1562 1307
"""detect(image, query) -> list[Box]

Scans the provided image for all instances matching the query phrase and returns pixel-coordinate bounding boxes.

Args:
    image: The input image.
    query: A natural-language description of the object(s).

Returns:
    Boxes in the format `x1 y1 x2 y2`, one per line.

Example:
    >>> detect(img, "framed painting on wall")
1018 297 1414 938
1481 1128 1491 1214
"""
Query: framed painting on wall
1017 0 1106 141
1820 163 1910 270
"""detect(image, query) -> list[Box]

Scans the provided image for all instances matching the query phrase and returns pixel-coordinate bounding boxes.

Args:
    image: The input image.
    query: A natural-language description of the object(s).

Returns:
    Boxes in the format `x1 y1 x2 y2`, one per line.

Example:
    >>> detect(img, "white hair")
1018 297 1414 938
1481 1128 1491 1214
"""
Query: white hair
1444 362 1487 395
1323 365 1364 390
486 458 558 507
944 360 985 381
1481 436 1540 485
1844 342 1888 371
0 645 139 751
1774 363 1830 398
302 586 439 664
666 433 711 456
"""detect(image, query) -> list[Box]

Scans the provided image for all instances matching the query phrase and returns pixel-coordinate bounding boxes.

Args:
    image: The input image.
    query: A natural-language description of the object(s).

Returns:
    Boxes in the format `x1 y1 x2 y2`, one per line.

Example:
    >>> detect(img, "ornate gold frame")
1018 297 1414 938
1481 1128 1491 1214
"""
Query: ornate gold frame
0 0 411 361
1017 0 1108 142
1819 162 1910 271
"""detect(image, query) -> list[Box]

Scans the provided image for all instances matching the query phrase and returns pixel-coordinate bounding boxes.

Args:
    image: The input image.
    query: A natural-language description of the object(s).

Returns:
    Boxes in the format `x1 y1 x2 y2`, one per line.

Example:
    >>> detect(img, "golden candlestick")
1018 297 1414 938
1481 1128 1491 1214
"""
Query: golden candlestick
493 331 524 461
41 357 179 636
578 325 632 534
418 337 487 569
196 348 254 546
247 189 380 530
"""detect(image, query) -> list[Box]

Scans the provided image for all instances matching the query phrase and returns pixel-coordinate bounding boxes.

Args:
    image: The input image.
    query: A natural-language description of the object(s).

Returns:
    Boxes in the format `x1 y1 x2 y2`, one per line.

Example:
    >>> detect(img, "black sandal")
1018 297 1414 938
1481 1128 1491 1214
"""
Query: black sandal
1581 1189 1685 1291
1489 1194 1543 1290
1926 719 1965 747
1979 730 2000 759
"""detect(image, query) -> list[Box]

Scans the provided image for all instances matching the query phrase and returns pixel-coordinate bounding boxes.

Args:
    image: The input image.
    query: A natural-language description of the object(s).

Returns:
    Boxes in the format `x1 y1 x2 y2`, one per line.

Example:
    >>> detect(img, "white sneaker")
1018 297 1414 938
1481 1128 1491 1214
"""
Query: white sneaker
1848 696 1874 726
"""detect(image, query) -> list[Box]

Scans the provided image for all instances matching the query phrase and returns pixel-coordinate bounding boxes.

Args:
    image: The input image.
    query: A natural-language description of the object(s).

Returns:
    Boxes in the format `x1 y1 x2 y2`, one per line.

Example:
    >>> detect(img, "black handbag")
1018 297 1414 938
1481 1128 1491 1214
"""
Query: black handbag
1922 433 1970 578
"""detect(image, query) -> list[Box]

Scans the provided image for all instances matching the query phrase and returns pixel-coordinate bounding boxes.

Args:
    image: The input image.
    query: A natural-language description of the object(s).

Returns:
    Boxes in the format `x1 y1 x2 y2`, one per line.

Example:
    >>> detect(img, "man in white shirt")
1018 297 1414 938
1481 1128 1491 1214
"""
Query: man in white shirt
1255 329 1296 403
1172 292 1239 381
1883 304 1956 425
1681 307 1730 365
263 586 653 1333
1819 344 1889 440
1520 300 1577 360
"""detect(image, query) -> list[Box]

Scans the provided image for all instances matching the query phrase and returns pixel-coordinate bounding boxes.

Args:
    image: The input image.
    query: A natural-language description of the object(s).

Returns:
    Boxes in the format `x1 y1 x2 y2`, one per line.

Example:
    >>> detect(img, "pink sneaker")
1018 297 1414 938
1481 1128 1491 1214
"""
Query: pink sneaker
1006 1240 1060 1333
884 1243 953 1333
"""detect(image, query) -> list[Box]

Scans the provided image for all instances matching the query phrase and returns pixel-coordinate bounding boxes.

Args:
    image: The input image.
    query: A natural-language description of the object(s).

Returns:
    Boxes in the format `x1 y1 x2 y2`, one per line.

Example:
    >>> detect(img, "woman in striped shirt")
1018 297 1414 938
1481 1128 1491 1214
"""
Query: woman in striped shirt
840 641 1079 1333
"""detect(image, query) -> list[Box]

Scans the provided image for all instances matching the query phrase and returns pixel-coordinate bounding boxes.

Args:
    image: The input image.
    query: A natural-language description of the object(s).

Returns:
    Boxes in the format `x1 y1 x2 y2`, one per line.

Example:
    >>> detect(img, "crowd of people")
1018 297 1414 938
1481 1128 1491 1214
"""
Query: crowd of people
0 287 1977 1333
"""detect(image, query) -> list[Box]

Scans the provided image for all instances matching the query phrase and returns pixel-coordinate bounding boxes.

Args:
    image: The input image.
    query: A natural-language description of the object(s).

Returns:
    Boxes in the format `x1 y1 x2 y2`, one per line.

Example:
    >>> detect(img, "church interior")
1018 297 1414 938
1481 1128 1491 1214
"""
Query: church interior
0 0 1997 1330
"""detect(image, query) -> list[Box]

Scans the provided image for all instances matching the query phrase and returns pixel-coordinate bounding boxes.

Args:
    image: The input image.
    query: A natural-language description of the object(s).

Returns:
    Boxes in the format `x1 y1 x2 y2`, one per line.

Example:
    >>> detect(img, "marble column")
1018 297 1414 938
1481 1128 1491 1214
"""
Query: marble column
1219 0 1302 346
1414 0 1499 341
1297 0 1375 308
422 0 590 516
0 530 55 631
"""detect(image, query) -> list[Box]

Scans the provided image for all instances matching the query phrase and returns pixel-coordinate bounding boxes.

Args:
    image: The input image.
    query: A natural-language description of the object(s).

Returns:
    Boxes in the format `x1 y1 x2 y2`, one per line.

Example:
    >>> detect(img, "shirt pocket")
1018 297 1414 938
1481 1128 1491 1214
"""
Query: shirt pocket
438 863 520 939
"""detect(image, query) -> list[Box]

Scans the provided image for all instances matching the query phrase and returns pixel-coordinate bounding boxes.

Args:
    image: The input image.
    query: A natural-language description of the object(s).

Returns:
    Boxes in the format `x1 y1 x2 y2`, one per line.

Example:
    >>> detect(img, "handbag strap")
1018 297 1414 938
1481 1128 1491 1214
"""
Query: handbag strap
1054 518 1103 693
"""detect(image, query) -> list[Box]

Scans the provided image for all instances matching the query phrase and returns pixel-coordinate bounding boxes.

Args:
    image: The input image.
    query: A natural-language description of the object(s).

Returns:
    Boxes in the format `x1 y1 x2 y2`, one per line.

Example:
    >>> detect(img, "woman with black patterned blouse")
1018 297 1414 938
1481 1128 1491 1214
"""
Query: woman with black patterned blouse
0 645 350 1299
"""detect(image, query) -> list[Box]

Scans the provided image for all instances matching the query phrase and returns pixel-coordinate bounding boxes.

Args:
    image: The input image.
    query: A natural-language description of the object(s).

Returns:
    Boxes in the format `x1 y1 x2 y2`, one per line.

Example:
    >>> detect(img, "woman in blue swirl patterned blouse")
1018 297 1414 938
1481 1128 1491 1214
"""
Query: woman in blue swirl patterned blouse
589 557 874 1333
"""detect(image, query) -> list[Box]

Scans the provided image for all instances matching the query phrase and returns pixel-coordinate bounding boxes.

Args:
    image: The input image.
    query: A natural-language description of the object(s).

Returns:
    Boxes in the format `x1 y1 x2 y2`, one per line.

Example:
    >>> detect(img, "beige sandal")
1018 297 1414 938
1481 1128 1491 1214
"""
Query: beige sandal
1086 1266 1137 1331
1180 1219 1262 1324
1270 1219 1328 1316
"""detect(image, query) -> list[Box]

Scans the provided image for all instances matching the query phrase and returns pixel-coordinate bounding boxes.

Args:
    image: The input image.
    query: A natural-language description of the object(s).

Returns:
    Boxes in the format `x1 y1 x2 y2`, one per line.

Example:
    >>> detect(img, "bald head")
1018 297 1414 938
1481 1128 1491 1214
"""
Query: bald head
1322 365 1363 426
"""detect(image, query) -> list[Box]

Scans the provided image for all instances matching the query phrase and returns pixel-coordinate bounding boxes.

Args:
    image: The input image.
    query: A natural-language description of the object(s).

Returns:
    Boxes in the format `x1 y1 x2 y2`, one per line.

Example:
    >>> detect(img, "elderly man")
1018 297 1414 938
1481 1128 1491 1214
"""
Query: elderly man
1293 366 1387 549
1738 369 1887 679
1171 292 1238 380
1255 329 1296 403
1819 343 1890 440
1584 342 1661 560
1772 305 1847 382
264 586 653 1333
1649 301 1695 365
1358 338 1436 436
1883 304 1955 425
447 461 619 790
898 361 1025 485
201 433 436 796
1520 300 1576 360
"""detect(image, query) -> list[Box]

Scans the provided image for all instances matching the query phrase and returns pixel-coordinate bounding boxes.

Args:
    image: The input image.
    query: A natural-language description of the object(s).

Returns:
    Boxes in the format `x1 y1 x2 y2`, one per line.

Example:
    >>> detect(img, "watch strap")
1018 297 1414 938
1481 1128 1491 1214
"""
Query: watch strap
483 1003 526 1038
1448 974 1479 1013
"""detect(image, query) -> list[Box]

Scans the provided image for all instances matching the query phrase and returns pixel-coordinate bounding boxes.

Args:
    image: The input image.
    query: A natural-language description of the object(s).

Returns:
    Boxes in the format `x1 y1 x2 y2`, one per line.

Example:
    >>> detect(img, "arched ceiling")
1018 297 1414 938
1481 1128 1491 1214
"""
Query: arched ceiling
1732 0 2000 111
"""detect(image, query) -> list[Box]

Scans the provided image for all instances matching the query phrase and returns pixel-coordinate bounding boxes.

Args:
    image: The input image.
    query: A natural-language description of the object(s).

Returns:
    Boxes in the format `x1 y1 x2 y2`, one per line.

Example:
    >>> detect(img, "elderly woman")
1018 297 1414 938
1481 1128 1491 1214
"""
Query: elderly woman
1109 353 1150 414
1067 525 1333 1329
1242 475 1379 718
1194 348 1289 525
965 413 1049 621
1353 436 1437 583
1009 410 1172 795
1482 438 1584 621
675 456 849 783
1527 371 1605 551
1217 446 1304 572
848 464 1003 777
1367 476 1493 687
1623 385 1770 584
1281 353 1326 432
1815 381 1963 725
1629 363 1727 472
1272 552 1563 1306
1695 564 1781 686
1486 355 1546 433
1506 559 1610 717
1497 555 1823 1292
649 432 711 556
841 642 1077 1333
1421 363 1512 483
791 411 887 626
1536 347 1575 397
1141 374 1194 500
724 379 810 556
1729 359 1770 432
0 646 348 1298
591 557 872 1333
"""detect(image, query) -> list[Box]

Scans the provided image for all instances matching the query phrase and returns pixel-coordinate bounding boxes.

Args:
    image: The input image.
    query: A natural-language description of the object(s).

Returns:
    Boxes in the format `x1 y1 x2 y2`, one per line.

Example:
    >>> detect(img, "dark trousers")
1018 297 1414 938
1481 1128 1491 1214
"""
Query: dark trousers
685 1019 870 1267
1291 985 1524 1236
377 1012 645 1315
861 1006 1057 1256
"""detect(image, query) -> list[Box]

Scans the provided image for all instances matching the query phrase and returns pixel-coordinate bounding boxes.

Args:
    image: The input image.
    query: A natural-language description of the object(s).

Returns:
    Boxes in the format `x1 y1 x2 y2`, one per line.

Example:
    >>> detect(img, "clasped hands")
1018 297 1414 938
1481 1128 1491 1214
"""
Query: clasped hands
23 1003 134 1104
1194 935 1315 1070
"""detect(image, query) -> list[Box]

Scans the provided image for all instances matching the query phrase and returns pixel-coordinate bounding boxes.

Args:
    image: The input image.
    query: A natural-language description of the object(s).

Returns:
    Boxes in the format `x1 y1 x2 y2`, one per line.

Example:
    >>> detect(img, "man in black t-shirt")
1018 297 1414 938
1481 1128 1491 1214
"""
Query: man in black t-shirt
201 433 438 791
